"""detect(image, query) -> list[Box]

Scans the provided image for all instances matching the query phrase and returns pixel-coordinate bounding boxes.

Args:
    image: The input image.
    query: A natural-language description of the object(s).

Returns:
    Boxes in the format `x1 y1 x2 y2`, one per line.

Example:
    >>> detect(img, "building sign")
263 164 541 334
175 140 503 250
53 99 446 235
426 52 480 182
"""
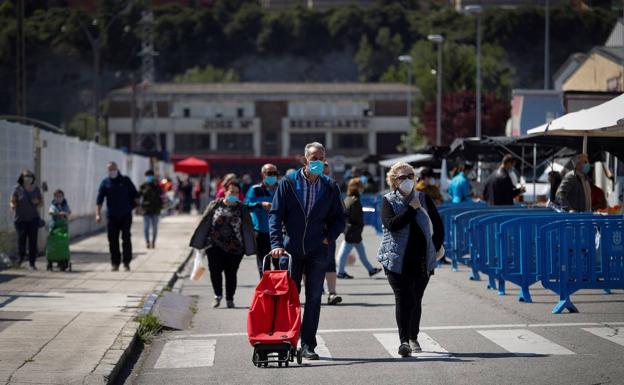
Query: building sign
289 118 369 129
203 119 254 130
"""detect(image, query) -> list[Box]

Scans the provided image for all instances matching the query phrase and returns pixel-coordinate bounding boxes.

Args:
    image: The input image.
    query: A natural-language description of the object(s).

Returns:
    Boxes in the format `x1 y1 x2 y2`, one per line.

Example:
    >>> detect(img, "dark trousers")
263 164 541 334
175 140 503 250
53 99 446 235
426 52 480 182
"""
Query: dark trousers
107 214 133 266
386 268 429 344
14 219 39 266
290 249 328 350
255 232 279 277
207 247 244 300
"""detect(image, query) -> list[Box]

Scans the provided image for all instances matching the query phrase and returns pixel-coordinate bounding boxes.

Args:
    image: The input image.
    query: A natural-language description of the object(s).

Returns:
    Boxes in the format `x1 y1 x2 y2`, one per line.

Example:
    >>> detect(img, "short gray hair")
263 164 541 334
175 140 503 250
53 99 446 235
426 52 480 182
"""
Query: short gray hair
304 142 325 157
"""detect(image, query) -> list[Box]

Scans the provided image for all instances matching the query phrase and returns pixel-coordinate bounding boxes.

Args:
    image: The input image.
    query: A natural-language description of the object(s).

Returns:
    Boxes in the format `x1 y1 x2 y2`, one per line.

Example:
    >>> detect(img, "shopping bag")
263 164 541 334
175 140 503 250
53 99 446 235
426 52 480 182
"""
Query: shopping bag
190 248 207 281
46 221 70 262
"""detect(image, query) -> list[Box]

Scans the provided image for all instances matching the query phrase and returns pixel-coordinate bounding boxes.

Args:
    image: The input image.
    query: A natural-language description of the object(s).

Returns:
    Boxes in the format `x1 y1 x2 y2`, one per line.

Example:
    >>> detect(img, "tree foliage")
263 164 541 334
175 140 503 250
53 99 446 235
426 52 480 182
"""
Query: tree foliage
173 65 240 83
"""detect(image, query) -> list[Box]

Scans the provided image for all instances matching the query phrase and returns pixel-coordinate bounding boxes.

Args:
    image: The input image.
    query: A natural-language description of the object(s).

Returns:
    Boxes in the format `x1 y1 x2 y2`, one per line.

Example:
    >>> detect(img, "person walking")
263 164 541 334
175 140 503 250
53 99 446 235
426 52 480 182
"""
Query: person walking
139 170 164 249
269 142 345 360
482 154 525 205
9 169 43 270
378 162 444 358
46 189 72 271
336 178 382 279
448 162 474 203
189 179 256 308
96 162 139 271
245 163 280 277
556 153 592 212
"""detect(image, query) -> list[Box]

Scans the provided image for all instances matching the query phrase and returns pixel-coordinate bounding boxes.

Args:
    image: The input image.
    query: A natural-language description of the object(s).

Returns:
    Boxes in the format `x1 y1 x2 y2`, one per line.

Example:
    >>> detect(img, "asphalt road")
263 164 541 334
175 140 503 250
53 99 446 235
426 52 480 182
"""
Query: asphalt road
121 227 624 385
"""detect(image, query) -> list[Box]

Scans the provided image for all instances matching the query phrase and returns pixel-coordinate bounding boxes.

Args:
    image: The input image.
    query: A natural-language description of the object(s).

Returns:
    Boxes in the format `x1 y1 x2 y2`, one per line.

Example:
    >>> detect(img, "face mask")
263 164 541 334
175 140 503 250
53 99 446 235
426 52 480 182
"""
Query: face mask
109 170 119 179
23 176 33 185
428 178 437 186
582 163 591 174
146 176 154 183
225 195 239 204
398 179 414 194
308 160 324 176
360 176 368 184
264 176 277 186
55 197 64 204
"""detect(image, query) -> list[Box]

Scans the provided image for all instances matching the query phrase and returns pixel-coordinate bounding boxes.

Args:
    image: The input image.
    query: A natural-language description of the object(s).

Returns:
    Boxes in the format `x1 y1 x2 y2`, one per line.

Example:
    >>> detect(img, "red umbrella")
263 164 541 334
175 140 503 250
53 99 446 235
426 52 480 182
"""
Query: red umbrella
174 157 210 174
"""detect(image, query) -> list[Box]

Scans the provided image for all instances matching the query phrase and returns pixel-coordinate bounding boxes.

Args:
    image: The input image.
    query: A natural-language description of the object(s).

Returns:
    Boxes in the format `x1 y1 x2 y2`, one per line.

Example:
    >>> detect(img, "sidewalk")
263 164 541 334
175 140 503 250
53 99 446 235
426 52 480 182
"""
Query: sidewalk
0 214 197 385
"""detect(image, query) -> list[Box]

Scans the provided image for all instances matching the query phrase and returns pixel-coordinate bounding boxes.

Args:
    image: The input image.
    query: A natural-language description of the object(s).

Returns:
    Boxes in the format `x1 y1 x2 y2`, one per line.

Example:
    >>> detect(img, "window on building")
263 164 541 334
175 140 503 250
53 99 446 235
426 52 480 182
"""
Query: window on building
290 133 325 152
376 132 404 155
183 108 191 118
237 108 244 118
333 133 367 150
175 134 211 153
217 133 253 152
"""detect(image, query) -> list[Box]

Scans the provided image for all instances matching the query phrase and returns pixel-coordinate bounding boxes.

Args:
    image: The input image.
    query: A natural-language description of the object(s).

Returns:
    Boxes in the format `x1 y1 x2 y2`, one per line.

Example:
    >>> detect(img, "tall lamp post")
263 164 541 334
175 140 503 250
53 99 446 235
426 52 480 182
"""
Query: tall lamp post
428 34 444 146
398 54 413 153
465 5 483 138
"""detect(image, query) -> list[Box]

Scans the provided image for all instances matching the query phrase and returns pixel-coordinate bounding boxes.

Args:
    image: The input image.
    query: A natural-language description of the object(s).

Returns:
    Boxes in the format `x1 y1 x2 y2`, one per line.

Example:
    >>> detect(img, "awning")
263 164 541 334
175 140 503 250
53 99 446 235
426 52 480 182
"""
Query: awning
379 153 433 168
174 157 210 174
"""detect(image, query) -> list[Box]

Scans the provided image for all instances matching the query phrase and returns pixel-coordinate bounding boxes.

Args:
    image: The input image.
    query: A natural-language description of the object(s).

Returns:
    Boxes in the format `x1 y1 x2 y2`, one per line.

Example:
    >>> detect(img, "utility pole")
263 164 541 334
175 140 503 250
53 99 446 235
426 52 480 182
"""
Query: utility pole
16 0 26 117
544 0 550 89
137 3 159 153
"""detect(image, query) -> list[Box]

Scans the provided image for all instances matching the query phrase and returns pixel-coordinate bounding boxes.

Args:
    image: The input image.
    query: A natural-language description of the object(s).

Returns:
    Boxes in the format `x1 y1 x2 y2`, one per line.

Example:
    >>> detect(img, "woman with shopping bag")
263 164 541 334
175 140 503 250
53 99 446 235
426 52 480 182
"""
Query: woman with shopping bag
46 189 72 271
189 179 256 308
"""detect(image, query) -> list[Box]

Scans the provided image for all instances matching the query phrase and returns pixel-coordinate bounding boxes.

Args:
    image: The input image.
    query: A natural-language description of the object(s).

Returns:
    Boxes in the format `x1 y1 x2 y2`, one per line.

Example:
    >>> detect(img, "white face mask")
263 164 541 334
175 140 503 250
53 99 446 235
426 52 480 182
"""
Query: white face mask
109 170 119 179
428 178 437 186
398 179 414 194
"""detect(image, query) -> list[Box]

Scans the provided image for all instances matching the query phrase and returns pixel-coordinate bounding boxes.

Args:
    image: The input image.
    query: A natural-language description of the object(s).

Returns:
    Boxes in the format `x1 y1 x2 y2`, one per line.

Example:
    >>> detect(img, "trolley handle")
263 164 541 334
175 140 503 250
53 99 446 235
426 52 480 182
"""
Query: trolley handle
262 252 292 276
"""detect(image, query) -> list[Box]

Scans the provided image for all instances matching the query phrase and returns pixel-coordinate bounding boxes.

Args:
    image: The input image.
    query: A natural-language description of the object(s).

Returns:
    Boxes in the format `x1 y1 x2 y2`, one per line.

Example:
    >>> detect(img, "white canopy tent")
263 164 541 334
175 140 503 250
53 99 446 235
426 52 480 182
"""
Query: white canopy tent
378 153 434 168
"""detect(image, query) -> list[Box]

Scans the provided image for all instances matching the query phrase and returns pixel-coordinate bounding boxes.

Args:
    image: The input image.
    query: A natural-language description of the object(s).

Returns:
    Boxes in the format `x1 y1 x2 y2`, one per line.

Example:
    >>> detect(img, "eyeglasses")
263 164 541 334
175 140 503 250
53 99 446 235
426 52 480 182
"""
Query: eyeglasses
265 171 278 176
396 173 415 181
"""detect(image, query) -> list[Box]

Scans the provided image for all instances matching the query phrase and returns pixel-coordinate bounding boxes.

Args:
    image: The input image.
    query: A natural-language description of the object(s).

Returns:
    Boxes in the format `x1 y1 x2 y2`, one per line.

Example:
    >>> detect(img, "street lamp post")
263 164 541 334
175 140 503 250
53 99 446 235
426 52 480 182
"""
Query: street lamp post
398 55 413 154
428 34 444 146
465 5 483 138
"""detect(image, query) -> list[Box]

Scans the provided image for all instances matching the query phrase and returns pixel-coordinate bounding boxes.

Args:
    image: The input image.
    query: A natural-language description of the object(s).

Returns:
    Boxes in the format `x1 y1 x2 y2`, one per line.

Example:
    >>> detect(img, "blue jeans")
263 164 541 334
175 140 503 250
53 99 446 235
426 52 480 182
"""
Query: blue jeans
143 214 159 244
290 250 327 351
337 241 374 274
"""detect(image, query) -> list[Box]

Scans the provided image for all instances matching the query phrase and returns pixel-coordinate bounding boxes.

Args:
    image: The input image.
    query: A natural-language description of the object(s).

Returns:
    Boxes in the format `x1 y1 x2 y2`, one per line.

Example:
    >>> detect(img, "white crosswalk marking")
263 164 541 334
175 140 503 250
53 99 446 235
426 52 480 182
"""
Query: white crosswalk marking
315 335 332 359
582 327 624 347
374 333 451 359
154 339 216 369
477 329 575 356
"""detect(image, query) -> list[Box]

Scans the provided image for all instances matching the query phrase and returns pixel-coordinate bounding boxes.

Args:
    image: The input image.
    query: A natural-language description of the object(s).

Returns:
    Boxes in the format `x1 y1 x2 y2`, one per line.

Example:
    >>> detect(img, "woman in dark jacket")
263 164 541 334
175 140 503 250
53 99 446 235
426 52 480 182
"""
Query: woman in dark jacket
189 179 256 309
9 169 43 270
336 178 382 279
377 162 444 358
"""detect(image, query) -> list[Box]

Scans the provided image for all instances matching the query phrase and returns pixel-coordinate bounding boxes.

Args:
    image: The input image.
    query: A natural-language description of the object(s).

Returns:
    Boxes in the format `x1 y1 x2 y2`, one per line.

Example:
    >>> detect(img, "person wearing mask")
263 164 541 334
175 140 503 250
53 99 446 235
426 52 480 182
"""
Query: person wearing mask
415 167 443 205
556 153 592 212
189 180 256 308
96 162 139 271
269 142 345 360
139 170 164 249
216 173 243 200
47 189 72 271
245 163 280 277
378 162 444 358
482 154 525 206
448 162 474 203
336 178 382 279
9 170 43 270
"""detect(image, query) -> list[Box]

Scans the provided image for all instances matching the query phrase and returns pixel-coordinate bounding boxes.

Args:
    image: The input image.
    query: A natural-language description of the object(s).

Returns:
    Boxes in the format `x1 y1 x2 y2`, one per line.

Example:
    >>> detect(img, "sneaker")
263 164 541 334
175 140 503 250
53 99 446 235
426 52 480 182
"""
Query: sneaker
398 343 412 358
301 347 319 360
409 339 422 353
368 267 382 277
212 296 222 308
28 264 37 271
336 272 353 279
123 264 131 272
327 293 342 305
146 242 151 249
111 265 120 272
226 300 235 308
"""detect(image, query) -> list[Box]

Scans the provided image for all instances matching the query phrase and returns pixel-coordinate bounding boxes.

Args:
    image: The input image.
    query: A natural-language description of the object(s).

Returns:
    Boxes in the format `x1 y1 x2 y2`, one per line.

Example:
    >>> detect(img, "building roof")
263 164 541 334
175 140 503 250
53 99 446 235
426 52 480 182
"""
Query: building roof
109 82 419 98
592 46 624 63
553 52 587 84
605 18 623 47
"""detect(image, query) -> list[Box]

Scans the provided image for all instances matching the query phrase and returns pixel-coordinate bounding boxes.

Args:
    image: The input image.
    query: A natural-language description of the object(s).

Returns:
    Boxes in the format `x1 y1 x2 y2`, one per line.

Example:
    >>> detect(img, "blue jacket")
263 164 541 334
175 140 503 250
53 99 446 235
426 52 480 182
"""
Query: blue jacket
245 183 276 234
448 172 471 203
96 175 138 218
269 169 345 258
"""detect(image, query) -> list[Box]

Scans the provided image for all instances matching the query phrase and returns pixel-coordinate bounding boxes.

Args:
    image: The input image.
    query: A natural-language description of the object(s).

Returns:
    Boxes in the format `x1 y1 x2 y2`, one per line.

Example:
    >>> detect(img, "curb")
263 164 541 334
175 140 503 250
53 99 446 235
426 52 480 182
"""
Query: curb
84 247 194 385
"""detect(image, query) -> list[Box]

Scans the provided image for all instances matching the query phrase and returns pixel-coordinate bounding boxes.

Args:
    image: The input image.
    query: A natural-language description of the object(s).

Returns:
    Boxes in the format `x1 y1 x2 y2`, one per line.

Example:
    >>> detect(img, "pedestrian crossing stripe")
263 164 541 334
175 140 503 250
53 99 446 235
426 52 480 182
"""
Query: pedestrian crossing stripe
373 333 451 359
315 335 332 360
477 329 575 356
582 327 624 347
154 339 216 369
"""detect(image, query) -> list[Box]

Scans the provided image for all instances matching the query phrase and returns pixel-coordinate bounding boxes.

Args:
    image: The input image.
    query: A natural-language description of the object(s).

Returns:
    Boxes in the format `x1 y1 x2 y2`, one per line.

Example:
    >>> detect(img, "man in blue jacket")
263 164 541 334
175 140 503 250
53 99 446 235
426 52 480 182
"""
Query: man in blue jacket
269 142 345 360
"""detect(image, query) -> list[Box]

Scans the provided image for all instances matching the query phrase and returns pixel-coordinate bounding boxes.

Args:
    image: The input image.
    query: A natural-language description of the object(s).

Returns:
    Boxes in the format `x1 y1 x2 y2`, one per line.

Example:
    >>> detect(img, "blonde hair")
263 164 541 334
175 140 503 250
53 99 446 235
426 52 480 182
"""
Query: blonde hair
386 162 415 189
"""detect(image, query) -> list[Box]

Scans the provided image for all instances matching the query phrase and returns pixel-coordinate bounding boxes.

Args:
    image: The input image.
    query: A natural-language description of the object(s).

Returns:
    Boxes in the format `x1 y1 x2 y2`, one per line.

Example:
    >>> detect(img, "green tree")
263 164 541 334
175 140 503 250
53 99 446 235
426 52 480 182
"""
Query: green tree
66 112 106 143
355 27 403 81
173 65 240 83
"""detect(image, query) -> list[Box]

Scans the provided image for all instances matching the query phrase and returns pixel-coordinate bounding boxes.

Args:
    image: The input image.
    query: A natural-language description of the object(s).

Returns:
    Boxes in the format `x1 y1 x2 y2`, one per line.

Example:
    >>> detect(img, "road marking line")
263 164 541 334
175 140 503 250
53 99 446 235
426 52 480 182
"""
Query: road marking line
154 339 216 369
477 329 575 356
373 333 450 359
169 321 624 339
315 335 332 360
582 327 624 347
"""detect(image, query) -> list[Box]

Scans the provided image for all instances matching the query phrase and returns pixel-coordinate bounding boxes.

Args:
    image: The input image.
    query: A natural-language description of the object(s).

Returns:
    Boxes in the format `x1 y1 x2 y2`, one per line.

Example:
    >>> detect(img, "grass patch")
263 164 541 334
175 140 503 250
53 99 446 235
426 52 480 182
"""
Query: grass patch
135 313 162 344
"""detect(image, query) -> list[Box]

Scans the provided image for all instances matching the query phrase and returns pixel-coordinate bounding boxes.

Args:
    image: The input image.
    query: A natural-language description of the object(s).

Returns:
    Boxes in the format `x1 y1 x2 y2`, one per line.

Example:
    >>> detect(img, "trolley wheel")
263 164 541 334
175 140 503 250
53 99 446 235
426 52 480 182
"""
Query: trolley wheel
252 350 260 367
284 360 289 367
59 261 67 272
68 263 72 272
296 348 303 365
46 262 53 271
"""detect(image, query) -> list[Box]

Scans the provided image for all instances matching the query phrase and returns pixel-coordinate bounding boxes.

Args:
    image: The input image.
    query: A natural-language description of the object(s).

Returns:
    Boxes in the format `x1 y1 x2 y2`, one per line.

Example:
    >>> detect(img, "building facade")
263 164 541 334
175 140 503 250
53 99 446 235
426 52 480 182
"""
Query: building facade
106 82 417 170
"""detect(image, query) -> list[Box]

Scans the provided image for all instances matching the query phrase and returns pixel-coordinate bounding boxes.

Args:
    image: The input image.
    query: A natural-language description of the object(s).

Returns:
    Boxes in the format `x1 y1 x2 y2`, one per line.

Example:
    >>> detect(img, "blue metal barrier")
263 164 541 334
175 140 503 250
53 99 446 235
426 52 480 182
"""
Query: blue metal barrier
537 217 624 313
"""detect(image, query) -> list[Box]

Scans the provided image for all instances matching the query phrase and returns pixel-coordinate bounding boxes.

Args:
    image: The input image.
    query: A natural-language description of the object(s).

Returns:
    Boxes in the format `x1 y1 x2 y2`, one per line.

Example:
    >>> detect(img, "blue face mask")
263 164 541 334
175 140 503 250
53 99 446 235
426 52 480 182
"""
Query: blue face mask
308 160 324 176
582 163 591 174
225 195 239 204
146 176 154 183
360 176 368 184
264 176 277 186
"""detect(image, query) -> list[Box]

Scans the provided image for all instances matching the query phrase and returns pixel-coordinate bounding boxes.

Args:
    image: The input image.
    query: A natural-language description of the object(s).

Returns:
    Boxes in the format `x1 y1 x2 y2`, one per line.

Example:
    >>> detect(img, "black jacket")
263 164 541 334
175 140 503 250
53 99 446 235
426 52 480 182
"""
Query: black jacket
343 194 364 243
483 167 522 206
